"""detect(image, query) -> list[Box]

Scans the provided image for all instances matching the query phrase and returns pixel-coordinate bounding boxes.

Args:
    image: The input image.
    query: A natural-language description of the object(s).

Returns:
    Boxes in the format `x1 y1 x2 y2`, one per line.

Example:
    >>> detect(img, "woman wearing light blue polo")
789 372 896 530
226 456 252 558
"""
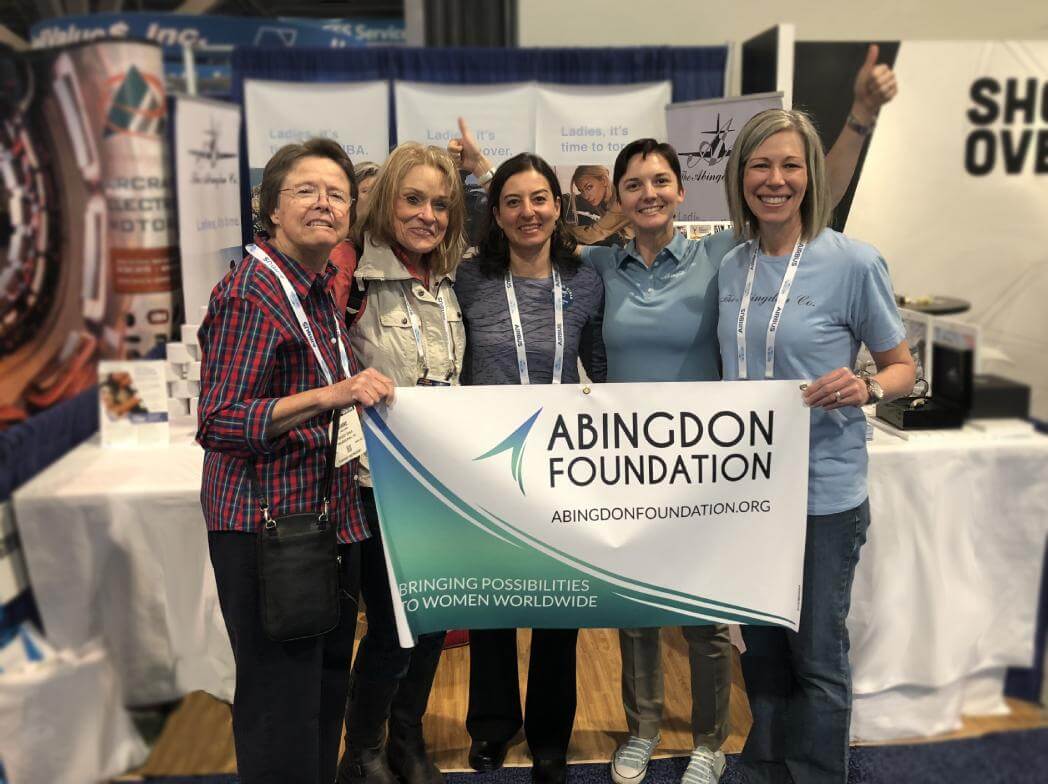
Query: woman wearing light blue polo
717 108 914 784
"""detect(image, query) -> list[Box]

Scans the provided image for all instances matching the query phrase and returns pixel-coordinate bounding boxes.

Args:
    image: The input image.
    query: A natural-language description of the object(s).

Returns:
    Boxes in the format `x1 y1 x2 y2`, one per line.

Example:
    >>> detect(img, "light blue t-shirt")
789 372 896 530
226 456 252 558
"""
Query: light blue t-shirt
582 229 738 382
717 229 905 515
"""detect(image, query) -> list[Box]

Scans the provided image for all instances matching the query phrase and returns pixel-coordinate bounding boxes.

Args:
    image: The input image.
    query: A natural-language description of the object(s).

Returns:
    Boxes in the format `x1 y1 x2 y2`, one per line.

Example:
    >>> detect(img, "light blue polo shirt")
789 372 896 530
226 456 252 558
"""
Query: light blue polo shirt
582 230 739 382
717 229 906 515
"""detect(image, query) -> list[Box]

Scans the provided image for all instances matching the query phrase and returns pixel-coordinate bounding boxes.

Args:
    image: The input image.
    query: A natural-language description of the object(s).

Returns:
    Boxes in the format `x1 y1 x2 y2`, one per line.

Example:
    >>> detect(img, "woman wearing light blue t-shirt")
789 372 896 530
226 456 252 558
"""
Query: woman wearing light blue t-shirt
718 108 914 784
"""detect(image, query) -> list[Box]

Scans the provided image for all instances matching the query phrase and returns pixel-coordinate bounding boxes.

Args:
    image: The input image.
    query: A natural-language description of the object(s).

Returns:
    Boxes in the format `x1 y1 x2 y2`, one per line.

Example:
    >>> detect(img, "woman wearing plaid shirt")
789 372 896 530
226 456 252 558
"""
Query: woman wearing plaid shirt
197 138 394 784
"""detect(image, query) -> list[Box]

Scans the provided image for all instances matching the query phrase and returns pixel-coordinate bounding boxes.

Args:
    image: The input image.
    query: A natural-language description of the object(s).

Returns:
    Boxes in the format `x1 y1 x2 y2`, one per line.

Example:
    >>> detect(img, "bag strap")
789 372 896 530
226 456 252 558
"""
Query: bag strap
346 276 368 326
246 406 342 528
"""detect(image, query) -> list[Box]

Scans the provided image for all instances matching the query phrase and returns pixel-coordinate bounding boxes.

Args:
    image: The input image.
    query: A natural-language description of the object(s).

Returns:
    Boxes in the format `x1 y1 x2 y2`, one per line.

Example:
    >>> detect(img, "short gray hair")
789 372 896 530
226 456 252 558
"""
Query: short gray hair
725 108 831 243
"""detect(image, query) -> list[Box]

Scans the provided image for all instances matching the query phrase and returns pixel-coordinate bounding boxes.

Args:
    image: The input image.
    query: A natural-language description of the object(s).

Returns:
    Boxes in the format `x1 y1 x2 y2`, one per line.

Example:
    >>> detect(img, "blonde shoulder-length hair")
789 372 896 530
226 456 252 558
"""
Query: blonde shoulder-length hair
725 109 831 243
353 142 466 276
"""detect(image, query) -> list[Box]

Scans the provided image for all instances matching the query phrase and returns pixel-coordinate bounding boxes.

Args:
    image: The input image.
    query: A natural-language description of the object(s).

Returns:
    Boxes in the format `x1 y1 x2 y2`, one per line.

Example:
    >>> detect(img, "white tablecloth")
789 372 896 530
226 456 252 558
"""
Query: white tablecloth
12 427 1048 735
850 427 1048 739
12 431 234 706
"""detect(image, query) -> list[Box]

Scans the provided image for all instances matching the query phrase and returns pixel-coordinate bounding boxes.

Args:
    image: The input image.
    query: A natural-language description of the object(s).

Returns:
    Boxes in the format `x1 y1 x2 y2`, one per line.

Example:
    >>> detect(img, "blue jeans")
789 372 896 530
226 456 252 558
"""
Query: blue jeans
738 499 871 784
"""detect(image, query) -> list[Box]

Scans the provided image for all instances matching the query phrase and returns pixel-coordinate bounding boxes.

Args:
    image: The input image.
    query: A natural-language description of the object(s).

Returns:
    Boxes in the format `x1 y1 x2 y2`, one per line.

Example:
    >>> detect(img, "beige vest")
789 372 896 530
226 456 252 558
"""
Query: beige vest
348 236 465 484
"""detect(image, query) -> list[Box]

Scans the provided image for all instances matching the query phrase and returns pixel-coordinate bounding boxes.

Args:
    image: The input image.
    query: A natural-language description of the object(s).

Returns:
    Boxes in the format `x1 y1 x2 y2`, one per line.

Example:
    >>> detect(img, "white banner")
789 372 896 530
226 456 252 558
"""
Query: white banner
533 82 672 248
174 96 242 318
534 81 672 168
394 81 535 165
244 79 389 188
845 41 1048 420
667 92 783 221
362 381 810 644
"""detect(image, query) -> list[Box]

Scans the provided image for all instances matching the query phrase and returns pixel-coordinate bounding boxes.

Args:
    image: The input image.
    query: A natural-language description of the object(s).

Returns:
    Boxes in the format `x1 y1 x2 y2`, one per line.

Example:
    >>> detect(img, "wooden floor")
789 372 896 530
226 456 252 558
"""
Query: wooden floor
124 626 1048 779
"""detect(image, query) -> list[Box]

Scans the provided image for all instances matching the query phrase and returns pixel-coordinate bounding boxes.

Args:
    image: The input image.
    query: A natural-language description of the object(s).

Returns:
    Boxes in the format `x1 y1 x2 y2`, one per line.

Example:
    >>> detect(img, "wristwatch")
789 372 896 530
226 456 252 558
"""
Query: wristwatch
846 112 876 137
860 371 885 404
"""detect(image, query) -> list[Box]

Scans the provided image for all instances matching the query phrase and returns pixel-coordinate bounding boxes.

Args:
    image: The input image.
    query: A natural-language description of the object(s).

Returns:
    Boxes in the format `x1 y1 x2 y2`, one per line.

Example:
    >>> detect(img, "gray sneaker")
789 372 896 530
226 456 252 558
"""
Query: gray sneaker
610 734 660 784
680 746 726 784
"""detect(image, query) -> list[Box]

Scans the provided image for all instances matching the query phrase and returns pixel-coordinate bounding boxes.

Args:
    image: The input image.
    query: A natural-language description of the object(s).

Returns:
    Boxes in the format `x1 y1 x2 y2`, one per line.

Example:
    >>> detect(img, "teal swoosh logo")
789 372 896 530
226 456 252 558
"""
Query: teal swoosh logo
474 407 542 495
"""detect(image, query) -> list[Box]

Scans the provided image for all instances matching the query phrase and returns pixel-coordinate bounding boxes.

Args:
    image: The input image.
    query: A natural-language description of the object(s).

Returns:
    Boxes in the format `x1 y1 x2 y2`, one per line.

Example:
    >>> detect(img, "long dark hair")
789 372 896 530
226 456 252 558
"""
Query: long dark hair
477 153 580 278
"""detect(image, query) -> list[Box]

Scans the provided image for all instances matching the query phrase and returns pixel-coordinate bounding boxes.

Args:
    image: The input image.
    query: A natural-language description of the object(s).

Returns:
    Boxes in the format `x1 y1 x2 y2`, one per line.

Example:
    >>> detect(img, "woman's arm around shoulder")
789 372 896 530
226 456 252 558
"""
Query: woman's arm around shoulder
576 265 607 383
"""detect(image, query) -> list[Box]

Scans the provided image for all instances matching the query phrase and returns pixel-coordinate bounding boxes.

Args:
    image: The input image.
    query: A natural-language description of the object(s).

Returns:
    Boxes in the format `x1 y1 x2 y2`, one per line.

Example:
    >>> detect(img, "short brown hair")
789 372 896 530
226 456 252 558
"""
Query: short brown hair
257 138 357 233
612 138 683 197
353 143 465 277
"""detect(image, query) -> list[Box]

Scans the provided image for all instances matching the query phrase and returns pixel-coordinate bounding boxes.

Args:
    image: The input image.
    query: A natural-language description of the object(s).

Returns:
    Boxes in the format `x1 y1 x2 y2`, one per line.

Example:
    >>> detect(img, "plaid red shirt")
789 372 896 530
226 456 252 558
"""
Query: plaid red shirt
197 241 369 543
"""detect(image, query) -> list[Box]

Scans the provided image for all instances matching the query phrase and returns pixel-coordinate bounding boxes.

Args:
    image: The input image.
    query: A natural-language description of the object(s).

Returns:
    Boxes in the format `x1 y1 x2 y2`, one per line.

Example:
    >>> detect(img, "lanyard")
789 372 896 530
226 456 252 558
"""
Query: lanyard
399 279 458 381
245 243 351 385
504 265 564 385
736 239 806 380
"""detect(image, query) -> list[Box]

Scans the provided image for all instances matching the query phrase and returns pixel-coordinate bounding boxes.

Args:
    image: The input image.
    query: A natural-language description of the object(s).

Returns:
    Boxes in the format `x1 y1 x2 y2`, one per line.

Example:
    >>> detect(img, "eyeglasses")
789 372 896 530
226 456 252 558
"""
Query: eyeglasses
280 184 352 212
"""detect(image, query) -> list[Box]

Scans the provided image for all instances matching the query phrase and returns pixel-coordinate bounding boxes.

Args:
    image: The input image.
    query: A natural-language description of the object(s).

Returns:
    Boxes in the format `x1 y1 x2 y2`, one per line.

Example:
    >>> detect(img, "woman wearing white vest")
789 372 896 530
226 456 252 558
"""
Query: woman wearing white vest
336 143 467 784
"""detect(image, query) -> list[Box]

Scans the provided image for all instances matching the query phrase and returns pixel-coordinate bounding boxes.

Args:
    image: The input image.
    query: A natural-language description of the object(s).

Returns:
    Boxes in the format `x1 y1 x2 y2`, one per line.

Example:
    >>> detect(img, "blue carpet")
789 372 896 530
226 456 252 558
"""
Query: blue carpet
141 728 1048 784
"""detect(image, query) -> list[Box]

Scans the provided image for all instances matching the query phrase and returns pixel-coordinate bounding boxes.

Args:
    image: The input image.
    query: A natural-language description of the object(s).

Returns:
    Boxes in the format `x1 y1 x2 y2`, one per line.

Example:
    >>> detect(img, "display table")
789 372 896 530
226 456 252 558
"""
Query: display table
850 426 1048 740
12 431 234 706
11 426 1048 736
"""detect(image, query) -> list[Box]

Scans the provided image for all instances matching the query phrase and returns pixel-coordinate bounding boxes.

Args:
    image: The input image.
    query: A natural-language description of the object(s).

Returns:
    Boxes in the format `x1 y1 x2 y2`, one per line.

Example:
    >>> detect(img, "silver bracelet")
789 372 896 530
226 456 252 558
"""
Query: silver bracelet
475 166 496 186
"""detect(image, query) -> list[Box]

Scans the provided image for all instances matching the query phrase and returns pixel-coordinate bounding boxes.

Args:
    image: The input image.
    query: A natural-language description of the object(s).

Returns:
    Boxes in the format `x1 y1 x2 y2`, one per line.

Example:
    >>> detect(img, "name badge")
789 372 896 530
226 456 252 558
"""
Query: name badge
416 377 451 387
334 407 366 467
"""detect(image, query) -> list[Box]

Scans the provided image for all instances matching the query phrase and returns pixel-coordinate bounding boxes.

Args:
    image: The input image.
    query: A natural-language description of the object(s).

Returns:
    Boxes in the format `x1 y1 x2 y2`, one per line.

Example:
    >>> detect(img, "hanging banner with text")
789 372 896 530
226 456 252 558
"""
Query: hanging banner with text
1 40 179 426
174 96 242 319
394 81 535 165
666 92 783 221
534 82 671 167
363 381 810 645
535 82 671 249
243 79 389 191
844 41 1048 420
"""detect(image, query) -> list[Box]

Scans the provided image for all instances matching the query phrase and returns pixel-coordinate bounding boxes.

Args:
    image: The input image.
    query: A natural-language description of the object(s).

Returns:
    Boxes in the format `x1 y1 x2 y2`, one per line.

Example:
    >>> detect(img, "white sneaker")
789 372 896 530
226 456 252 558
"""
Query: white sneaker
680 746 726 784
610 734 660 784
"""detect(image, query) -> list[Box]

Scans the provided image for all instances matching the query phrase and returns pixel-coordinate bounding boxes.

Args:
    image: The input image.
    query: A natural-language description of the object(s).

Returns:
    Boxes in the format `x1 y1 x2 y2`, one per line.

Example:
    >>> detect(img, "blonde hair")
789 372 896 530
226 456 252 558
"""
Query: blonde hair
353 143 465 276
725 109 831 243
571 165 612 206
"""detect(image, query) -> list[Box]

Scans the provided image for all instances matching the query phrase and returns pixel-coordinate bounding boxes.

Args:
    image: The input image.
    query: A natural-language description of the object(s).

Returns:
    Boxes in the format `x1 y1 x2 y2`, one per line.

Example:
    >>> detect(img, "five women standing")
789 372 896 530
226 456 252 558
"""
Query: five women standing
201 46 905 784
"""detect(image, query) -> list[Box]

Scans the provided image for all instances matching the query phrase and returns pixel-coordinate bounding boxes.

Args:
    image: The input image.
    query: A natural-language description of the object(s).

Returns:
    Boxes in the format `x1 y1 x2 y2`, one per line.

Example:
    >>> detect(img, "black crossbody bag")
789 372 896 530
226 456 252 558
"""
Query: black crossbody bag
247 408 342 642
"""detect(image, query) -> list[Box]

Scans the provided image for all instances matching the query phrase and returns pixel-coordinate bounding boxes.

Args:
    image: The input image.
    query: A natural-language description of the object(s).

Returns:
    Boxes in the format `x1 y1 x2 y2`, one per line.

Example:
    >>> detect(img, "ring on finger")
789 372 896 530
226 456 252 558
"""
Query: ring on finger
834 390 842 402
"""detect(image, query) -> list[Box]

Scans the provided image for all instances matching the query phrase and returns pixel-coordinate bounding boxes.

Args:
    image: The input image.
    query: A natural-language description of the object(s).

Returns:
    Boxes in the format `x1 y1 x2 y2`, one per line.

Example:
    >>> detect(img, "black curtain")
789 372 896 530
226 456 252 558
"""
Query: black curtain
424 0 517 46
230 46 725 102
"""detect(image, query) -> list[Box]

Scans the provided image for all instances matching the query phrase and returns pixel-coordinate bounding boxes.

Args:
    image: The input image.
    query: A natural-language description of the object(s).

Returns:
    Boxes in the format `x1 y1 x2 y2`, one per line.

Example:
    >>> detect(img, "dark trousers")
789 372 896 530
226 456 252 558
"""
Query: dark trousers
208 531 361 784
467 627 579 761
343 488 446 752
739 499 871 784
